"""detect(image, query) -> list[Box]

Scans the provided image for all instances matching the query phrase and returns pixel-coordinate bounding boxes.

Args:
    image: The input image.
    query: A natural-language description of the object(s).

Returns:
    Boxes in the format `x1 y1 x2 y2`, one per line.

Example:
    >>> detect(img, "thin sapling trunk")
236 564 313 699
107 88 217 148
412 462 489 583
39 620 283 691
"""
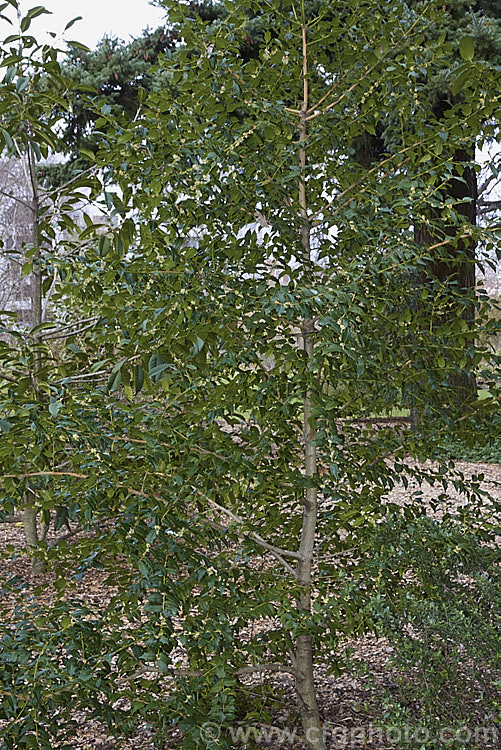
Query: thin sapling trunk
294 24 325 750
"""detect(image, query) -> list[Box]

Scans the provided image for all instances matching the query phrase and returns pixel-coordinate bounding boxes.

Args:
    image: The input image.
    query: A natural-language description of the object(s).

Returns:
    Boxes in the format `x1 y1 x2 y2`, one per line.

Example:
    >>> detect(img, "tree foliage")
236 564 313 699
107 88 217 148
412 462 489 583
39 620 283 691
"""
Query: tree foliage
0 1 500 749
43 22 176 186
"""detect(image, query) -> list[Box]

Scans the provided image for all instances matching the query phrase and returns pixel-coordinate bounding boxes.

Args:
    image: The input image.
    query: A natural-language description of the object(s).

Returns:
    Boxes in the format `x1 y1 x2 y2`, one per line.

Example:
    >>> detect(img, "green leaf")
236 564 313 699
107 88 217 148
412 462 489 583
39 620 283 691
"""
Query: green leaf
120 218 135 253
134 364 144 394
0 127 14 152
49 397 62 418
27 5 50 20
1 0 17 15
108 369 122 392
98 235 111 257
190 336 205 355
0 53 21 66
459 36 474 62
15 75 29 92
451 64 473 96
54 506 70 531
61 614 72 629
64 15 82 31
79 147 96 161
66 40 90 51
18 736 39 749
0 419 12 432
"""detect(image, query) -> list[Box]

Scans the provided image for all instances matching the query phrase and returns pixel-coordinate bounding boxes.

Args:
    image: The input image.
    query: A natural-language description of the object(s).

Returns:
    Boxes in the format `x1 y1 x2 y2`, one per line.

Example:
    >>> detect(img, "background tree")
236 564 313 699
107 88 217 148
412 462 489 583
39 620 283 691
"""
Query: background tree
0 0 104 569
351 0 501 420
43 24 176 186
0 158 36 326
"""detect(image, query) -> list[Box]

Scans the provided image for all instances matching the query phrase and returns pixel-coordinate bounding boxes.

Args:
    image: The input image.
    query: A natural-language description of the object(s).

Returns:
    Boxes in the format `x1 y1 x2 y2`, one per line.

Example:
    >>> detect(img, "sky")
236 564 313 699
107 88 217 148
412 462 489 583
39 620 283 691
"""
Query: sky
18 0 168 49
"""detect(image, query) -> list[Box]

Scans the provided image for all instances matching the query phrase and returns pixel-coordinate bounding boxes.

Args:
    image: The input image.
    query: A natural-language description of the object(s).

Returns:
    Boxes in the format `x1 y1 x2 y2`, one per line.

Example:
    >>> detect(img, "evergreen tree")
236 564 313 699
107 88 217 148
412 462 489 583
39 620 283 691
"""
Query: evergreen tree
1 3 499 749
43 25 176 186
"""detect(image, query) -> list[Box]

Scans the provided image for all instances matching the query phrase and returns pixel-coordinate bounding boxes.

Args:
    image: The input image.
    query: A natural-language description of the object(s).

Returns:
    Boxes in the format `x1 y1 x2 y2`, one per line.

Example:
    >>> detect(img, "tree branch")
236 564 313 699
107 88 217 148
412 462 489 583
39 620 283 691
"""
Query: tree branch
0 187 34 211
187 488 300 575
56 368 110 383
43 164 97 198
42 316 98 335
118 661 296 685
1 471 88 480
200 491 302 561
44 320 99 340
478 199 501 213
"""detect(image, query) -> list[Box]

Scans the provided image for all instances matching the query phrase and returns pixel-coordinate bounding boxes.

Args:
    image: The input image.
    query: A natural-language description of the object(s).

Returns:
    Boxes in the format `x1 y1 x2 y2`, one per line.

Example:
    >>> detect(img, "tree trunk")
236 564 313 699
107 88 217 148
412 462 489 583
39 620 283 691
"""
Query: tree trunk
354 118 478 424
413 145 477 422
25 142 49 572
442 147 477 412
294 25 325 750
23 489 46 574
